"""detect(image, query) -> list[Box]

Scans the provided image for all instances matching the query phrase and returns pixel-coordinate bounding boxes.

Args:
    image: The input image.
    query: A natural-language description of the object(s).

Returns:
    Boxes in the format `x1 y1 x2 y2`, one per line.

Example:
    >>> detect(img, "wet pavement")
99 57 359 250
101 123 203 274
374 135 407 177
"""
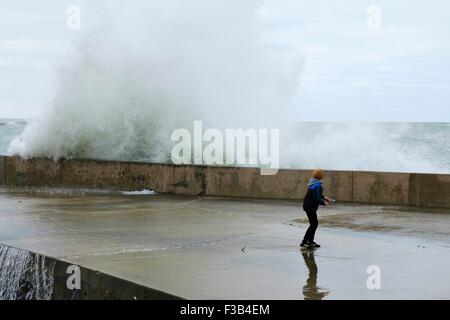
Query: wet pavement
0 187 449 299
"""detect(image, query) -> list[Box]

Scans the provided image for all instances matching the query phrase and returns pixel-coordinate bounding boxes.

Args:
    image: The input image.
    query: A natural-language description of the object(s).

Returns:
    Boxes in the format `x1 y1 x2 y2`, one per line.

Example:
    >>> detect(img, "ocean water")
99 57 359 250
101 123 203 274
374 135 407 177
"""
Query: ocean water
2 119 450 174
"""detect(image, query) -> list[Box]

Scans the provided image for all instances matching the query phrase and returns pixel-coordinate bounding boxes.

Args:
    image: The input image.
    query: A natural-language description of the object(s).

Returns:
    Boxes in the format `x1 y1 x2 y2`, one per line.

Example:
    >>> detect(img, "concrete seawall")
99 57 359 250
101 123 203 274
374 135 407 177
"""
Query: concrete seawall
1 155 449 208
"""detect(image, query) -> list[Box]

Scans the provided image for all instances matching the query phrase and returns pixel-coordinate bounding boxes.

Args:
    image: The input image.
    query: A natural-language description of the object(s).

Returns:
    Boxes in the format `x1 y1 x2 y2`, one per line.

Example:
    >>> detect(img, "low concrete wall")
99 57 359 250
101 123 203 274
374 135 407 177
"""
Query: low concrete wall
3 156 450 208
0 243 181 300
6 157 206 196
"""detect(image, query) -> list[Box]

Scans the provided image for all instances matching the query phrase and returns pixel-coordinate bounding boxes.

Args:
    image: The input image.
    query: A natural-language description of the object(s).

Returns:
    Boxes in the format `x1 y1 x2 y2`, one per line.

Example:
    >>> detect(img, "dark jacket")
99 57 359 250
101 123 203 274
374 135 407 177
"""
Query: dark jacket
303 179 325 212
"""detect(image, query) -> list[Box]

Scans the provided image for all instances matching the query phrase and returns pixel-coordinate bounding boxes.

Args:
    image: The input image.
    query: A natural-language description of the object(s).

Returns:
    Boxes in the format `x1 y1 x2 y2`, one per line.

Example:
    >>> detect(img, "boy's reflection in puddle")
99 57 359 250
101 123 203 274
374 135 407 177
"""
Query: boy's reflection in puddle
301 250 330 300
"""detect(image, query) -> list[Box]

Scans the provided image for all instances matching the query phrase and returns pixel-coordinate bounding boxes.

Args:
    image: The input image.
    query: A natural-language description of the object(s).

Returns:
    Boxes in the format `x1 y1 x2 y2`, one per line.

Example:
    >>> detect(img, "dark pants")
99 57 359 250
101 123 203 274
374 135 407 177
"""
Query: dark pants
302 210 318 243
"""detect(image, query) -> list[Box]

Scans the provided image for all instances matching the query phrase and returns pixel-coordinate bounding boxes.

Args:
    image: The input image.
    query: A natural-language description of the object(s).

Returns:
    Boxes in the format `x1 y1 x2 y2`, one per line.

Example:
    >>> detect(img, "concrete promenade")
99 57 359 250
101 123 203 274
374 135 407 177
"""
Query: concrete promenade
1 188 449 299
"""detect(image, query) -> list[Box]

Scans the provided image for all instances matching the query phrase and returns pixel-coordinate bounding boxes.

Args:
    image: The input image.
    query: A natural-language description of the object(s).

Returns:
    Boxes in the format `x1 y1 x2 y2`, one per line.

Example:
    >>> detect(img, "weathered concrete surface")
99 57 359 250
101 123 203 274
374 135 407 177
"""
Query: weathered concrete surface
353 172 410 205
6 157 61 187
206 167 263 198
1 188 449 299
165 164 206 195
61 159 123 190
409 174 450 208
0 156 6 185
3 156 450 207
321 171 353 202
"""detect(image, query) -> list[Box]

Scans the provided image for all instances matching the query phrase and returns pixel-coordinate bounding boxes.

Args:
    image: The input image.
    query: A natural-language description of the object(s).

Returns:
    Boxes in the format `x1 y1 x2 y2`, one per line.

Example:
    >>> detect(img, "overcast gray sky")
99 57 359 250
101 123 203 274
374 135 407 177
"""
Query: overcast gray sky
1 0 450 121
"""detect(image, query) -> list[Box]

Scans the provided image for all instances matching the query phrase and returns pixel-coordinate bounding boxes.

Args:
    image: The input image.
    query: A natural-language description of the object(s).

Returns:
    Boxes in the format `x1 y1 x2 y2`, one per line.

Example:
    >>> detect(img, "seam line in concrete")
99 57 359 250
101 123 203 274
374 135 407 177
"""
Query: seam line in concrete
351 171 354 202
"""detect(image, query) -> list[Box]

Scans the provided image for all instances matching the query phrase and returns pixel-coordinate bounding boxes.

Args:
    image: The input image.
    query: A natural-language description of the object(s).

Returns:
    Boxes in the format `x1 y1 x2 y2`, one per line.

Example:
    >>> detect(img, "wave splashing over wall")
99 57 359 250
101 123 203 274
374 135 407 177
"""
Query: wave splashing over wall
0 245 55 300
9 0 299 162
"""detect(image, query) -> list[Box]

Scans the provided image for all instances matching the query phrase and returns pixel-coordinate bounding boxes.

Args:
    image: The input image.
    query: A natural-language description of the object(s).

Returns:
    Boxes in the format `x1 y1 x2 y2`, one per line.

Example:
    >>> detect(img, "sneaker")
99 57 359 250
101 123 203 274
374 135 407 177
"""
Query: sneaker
308 241 321 248
300 241 309 248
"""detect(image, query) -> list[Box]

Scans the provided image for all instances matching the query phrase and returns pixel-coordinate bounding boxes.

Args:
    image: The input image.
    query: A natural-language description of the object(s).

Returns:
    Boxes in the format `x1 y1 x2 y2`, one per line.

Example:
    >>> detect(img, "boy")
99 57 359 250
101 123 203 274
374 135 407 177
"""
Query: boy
300 169 330 248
